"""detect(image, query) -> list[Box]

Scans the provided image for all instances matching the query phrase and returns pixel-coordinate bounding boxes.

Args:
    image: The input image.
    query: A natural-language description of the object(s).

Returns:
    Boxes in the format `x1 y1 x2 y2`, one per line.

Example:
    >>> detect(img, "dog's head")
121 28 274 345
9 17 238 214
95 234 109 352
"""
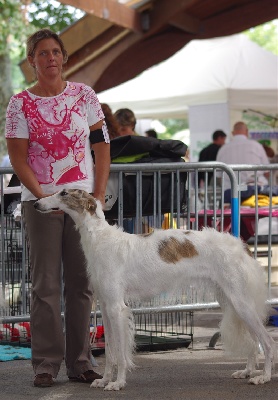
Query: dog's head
34 189 105 220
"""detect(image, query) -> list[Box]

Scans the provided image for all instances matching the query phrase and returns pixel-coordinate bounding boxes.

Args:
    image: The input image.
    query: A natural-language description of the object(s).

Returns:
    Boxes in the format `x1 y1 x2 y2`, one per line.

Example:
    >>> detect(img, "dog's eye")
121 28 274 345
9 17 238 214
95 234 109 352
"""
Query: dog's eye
60 190 68 196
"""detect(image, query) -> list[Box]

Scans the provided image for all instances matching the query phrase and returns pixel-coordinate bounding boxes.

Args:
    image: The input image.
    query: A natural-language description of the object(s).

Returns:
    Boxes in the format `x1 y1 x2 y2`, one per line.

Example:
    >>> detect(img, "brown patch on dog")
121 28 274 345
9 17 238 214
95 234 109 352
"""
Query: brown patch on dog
83 196 97 215
159 236 198 263
61 189 97 215
183 231 191 235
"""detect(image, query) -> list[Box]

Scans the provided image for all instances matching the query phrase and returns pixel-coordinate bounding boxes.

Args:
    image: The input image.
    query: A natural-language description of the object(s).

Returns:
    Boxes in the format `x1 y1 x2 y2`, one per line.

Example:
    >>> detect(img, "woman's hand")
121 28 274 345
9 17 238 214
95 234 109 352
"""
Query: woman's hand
7 138 45 199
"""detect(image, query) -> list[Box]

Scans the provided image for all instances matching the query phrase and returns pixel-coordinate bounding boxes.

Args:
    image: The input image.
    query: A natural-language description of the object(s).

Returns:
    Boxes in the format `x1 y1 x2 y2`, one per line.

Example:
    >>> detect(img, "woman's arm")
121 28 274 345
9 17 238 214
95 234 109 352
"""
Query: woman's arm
90 120 111 207
6 138 45 199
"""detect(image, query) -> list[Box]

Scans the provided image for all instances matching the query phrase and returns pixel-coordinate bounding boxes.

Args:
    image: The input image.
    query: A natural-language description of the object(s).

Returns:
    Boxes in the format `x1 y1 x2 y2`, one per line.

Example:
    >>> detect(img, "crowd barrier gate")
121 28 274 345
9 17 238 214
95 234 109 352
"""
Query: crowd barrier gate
0 163 277 349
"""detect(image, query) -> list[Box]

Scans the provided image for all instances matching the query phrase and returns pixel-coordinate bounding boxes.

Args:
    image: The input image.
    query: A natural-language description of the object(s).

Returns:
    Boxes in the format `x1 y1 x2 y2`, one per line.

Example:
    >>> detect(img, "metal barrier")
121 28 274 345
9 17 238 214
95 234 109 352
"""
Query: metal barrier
1 163 278 346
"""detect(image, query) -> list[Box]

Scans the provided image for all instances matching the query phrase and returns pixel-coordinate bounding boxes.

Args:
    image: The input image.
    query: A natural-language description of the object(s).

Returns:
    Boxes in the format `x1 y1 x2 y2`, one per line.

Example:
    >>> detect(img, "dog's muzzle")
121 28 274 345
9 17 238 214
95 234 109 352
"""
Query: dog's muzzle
33 200 59 212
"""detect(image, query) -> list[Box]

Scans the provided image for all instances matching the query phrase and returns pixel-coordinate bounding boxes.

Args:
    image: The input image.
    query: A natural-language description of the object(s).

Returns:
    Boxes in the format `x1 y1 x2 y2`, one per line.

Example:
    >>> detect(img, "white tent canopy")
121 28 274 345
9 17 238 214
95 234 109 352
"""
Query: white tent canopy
98 34 278 119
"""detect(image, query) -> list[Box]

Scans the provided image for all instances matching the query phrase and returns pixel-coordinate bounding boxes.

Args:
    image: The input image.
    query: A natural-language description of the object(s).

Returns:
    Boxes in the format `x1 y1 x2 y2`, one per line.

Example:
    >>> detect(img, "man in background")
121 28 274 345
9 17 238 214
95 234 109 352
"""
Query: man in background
145 129 158 138
216 121 269 191
198 130 227 186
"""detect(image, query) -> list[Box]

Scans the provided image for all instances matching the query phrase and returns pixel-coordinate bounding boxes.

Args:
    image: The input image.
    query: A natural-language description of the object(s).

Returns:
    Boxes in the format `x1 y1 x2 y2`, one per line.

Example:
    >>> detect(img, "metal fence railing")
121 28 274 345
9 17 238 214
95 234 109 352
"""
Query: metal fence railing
1 163 278 347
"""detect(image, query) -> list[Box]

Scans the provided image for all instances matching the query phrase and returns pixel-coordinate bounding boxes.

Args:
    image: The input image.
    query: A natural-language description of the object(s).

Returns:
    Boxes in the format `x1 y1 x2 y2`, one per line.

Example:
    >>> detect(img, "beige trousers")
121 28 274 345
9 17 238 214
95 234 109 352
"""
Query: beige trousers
22 201 94 378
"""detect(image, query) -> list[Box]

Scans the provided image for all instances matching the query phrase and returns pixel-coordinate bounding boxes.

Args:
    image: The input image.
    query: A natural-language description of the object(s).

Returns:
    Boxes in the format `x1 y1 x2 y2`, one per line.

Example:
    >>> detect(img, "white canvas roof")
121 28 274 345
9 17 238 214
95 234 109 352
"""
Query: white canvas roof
98 34 278 119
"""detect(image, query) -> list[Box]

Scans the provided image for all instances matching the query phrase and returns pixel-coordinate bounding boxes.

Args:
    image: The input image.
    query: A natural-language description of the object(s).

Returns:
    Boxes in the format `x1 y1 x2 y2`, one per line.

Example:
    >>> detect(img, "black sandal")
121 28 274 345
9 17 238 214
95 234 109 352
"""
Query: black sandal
69 370 102 383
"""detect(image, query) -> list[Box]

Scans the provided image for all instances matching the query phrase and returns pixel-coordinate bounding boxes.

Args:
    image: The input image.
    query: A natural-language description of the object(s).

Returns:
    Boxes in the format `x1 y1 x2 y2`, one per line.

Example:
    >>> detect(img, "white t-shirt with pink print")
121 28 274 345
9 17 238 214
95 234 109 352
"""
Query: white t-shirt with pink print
5 82 109 201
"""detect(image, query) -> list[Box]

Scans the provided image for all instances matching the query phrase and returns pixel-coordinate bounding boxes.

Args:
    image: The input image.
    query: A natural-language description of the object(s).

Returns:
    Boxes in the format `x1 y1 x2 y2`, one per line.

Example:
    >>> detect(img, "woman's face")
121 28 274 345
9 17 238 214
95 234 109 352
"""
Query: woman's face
28 38 64 80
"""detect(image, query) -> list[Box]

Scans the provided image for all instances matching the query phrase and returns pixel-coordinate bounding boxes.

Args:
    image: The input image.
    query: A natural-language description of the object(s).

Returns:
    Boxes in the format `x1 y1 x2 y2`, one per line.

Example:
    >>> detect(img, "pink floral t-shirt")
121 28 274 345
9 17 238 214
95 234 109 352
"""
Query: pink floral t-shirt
5 82 109 201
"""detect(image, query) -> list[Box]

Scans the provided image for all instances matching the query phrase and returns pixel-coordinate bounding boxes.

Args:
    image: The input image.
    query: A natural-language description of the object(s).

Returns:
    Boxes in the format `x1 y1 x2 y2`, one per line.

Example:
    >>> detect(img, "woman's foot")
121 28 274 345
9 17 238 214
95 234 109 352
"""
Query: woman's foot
34 373 54 387
69 370 102 383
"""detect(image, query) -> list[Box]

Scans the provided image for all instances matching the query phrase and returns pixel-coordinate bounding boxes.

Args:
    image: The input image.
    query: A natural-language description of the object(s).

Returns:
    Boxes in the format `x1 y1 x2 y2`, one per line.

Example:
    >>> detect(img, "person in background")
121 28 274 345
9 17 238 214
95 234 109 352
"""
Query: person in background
216 121 269 191
198 130 227 187
145 129 158 138
5 28 110 388
101 103 121 139
0 153 12 187
114 108 138 136
260 141 275 160
1 154 11 168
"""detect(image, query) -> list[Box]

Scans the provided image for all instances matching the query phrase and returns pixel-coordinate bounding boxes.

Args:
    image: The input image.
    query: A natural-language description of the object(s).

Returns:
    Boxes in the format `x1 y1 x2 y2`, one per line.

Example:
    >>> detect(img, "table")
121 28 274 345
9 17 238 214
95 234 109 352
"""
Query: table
191 207 278 241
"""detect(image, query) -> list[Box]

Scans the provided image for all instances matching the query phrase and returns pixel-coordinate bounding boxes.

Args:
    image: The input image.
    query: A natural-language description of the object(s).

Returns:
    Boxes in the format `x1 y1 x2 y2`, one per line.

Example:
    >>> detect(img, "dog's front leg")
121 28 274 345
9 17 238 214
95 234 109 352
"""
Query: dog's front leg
103 303 130 391
91 305 115 389
91 345 114 389
90 347 114 389
104 304 127 390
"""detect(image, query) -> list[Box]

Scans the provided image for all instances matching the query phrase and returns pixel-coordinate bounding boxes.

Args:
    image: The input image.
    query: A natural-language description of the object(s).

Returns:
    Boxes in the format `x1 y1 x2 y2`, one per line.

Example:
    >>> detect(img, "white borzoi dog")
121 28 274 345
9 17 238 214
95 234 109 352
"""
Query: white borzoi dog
34 189 276 391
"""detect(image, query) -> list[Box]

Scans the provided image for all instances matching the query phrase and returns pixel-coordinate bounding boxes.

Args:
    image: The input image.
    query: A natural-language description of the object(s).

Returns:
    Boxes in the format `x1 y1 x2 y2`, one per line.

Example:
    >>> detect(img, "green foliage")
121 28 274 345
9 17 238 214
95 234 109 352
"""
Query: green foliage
28 0 83 33
0 0 26 55
159 118 189 139
0 0 83 57
0 0 83 156
243 111 278 130
244 20 278 55
1 1 83 92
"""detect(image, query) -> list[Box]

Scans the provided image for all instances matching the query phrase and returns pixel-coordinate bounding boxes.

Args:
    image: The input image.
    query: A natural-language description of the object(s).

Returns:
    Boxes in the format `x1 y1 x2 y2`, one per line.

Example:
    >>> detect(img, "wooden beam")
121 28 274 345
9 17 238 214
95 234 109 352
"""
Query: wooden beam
65 30 141 90
65 29 132 78
169 12 201 34
93 30 191 92
201 0 278 38
147 0 197 35
58 0 143 32
19 14 114 83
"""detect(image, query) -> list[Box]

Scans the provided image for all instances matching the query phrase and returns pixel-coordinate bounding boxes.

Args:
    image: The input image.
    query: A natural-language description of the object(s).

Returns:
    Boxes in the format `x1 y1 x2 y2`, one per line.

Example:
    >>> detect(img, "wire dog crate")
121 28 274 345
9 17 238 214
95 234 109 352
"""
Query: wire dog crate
0 212 194 351
1 215 31 317
133 308 193 351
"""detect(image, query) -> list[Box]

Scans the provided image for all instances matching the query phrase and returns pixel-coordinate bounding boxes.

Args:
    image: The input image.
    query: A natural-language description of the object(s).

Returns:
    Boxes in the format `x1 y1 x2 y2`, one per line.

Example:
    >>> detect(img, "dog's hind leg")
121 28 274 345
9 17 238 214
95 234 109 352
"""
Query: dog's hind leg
220 298 275 384
233 324 275 385
246 323 276 385
232 352 258 379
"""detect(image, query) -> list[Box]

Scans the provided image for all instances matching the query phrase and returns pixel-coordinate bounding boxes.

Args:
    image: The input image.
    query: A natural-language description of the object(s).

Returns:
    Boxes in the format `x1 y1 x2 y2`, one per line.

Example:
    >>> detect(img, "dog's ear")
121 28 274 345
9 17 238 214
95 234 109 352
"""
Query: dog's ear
95 200 105 220
83 196 97 215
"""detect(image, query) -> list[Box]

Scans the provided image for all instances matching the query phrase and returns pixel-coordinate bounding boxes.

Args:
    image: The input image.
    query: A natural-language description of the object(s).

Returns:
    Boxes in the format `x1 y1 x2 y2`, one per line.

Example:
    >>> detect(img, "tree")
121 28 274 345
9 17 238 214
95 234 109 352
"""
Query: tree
0 0 81 156
159 119 189 139
0 3 277 153
243 20 278 128
244 19 278 55
0 0 32 155
28 0 83 32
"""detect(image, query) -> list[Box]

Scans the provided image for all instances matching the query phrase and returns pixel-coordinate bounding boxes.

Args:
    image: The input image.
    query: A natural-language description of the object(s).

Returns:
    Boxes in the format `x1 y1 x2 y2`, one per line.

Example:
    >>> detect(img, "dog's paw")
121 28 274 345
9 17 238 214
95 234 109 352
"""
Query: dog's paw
232 369 250 379
90 378 106 388
249 374 271 385
104 380 126 391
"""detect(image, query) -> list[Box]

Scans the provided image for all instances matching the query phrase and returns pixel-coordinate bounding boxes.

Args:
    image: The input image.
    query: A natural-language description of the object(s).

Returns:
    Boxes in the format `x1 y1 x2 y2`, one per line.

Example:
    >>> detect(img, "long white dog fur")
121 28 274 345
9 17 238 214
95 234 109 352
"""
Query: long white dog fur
34 189 276 391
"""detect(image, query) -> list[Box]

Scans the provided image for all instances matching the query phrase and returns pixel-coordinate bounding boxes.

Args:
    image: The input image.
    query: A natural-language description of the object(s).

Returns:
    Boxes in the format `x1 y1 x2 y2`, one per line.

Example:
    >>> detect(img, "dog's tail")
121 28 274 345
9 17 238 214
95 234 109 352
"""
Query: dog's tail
218 253 270 358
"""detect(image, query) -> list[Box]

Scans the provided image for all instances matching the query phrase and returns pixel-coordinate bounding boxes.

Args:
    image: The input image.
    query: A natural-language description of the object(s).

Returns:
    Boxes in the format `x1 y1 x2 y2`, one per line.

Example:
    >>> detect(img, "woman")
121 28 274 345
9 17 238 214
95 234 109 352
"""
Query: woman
101 103 121 139
5 28 110 387
114 108 137 136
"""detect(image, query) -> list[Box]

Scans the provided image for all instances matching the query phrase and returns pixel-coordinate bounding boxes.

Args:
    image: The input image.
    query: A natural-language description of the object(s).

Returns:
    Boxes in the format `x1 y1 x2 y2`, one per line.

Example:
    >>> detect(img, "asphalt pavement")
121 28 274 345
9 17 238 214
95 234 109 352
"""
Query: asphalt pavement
0 311 277 400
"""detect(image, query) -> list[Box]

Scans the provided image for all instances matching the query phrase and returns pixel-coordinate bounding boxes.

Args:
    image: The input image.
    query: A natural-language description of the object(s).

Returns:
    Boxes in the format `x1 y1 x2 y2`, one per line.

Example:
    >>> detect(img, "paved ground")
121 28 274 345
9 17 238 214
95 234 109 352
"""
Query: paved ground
0 311 277 400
